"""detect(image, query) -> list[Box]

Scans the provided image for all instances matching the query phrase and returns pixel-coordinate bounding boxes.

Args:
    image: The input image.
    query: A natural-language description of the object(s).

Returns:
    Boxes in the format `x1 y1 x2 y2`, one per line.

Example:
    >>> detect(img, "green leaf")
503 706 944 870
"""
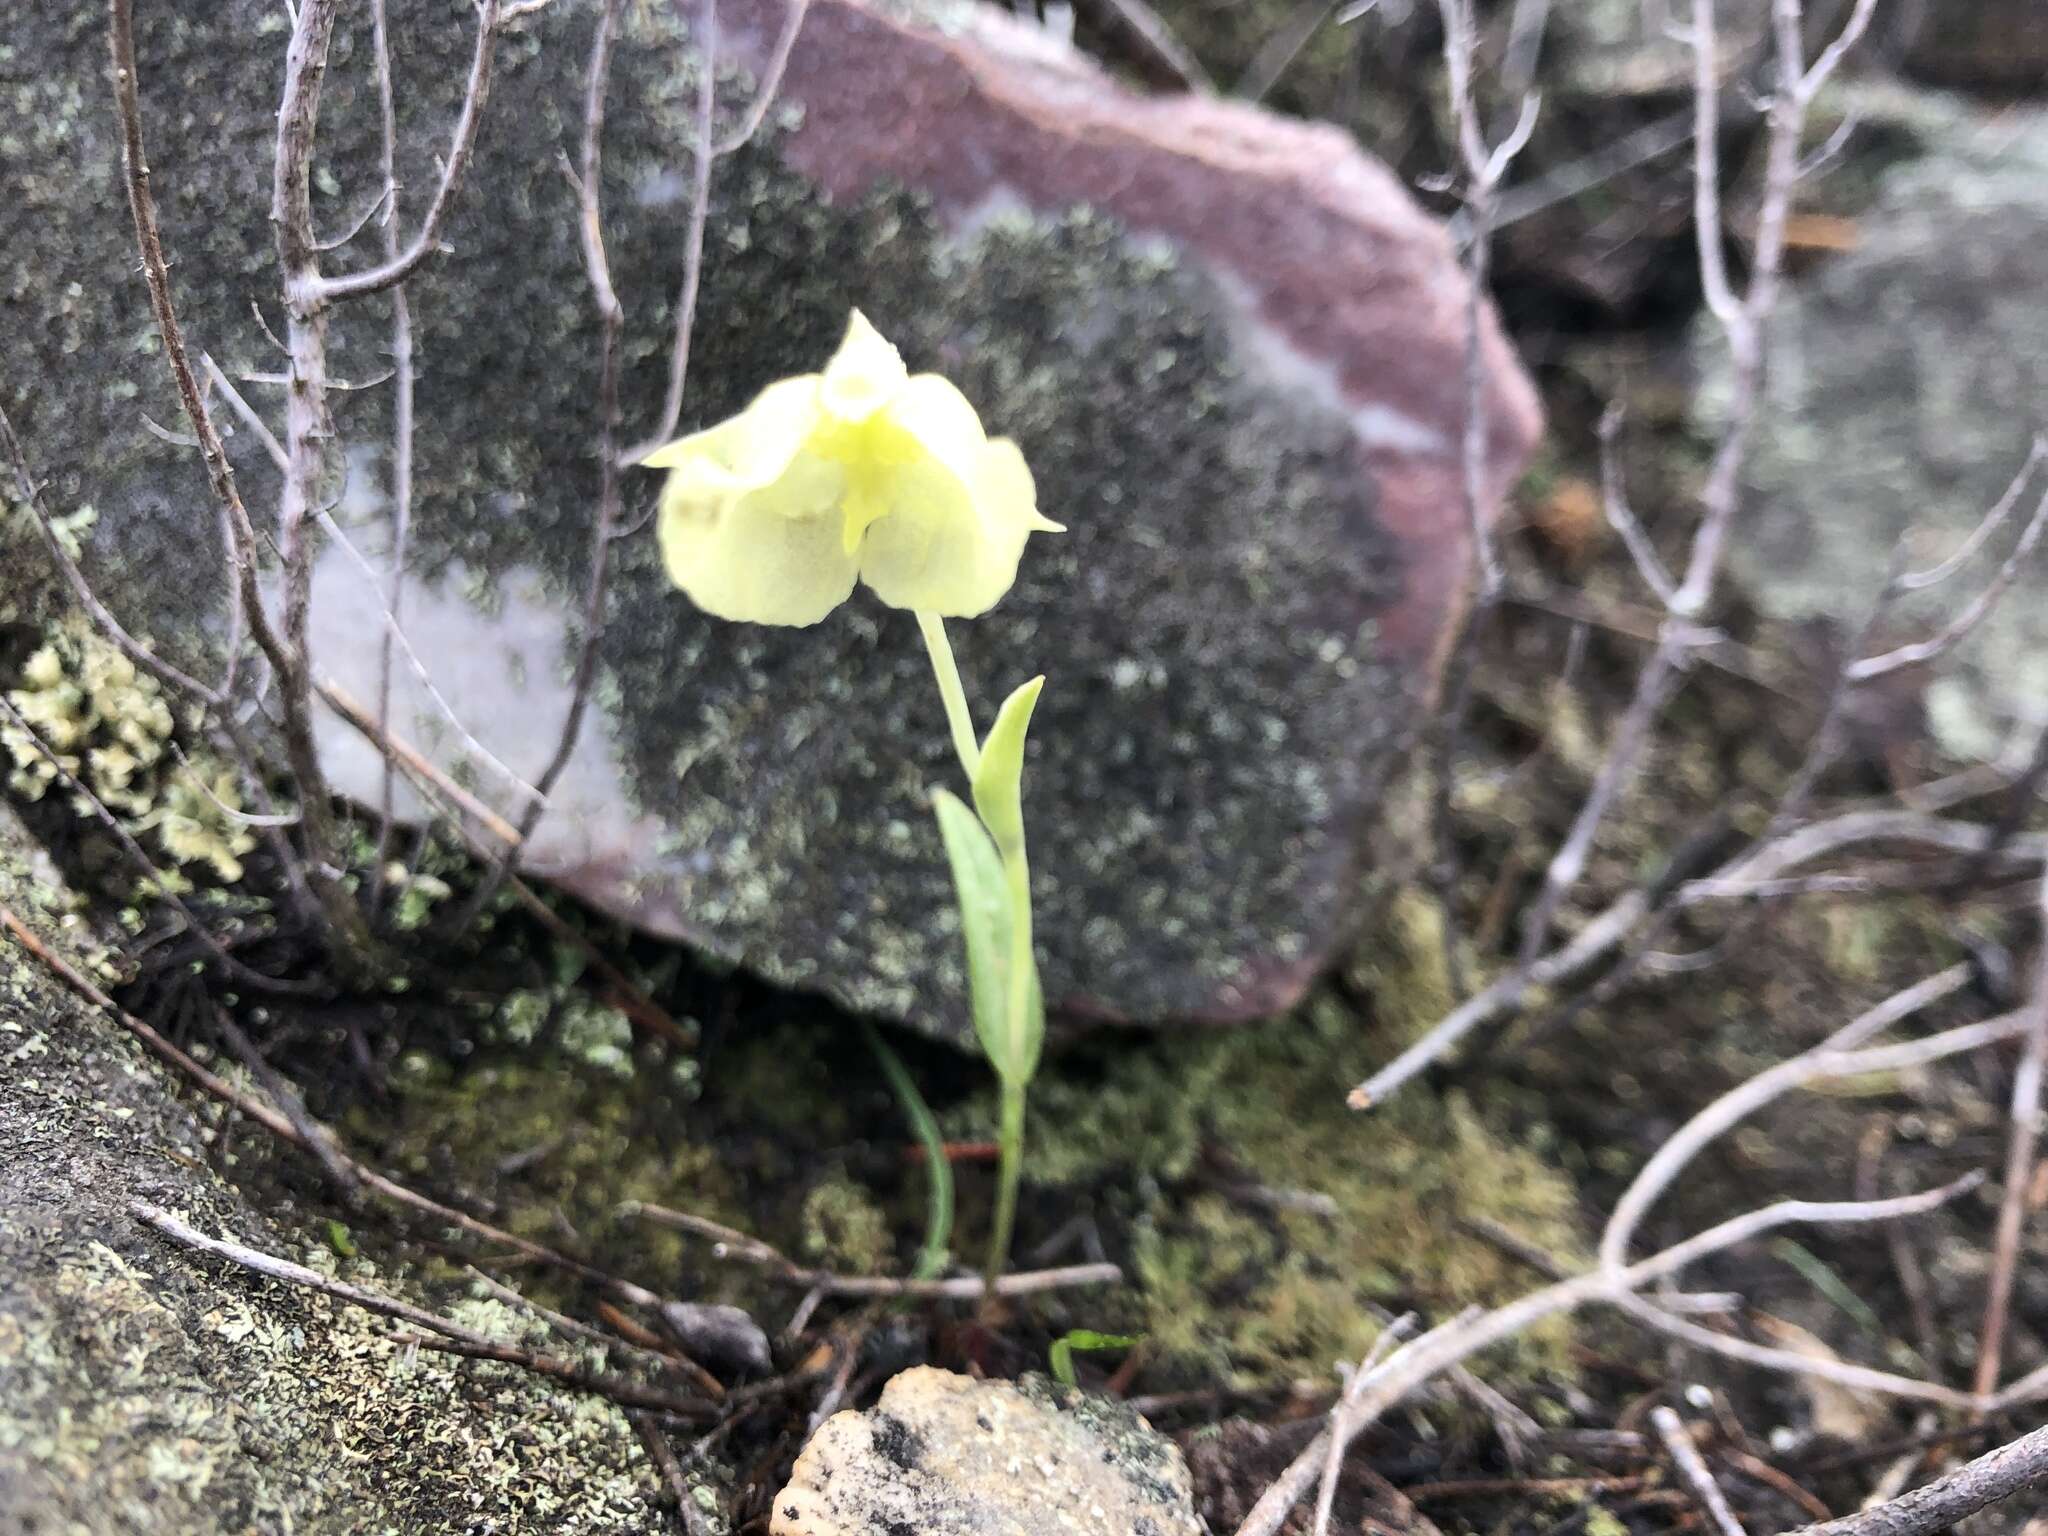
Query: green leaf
932 789 1020 1076
971 676 1044 860
1012 960 1045 1088
1049 1330 1141 1387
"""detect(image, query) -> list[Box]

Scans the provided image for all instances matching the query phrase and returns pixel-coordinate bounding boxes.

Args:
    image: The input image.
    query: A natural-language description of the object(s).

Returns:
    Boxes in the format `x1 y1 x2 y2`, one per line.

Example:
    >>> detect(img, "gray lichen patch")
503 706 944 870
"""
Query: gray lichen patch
0 805 661 1532
1704 103 2048 761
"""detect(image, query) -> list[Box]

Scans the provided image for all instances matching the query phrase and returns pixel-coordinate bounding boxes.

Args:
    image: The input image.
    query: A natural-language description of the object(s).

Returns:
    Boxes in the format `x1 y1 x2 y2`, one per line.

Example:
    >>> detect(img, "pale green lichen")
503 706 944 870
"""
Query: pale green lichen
4 622 255 883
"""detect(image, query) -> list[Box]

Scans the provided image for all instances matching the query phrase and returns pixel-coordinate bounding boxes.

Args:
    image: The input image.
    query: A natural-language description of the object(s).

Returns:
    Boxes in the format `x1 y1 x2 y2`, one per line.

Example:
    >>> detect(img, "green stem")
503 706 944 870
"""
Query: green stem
987 1077 1026 1289
857 1017 954 1281
916 609 980 780
914 608 1035 1287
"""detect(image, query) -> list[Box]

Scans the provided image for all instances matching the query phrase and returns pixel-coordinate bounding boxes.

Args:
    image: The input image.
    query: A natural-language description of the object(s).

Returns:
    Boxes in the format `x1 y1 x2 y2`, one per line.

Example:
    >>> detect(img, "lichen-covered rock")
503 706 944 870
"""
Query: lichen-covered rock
0 806 661 1532
1896 2 2048 92
1705 102 2048 761
772 1366 1203 1536
1 0 1539 1047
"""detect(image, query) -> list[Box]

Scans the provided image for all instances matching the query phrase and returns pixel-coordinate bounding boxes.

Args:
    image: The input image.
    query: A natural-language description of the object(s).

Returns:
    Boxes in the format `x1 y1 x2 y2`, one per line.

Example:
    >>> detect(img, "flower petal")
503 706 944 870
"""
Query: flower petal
857 435 1051 617
658 448 859 626
820 309 909 423
881 373 987 485
639 376 823 488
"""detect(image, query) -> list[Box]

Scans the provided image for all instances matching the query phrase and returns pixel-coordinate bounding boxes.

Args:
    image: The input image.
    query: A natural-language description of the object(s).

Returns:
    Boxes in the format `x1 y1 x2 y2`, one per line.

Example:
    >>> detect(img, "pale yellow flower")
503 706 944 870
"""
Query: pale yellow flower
641 311 1062 626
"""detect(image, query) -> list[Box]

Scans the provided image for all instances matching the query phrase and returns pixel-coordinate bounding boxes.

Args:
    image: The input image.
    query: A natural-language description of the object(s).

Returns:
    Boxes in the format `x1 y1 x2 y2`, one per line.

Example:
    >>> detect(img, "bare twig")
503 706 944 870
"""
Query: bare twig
1652 1408 1749 1536
1437 0 1538 604
468 1266 723 1399
1 402 218 704
633 1412 720 1536
1314 1313 1421 1536
194 354 534 811
454 0 633 931
314 678 697 1051
1354 810 2048 1108
623 1202 1122 1298
108 0 372 968
1067 0 1212 93
1894 439 2046 594
1972 865 2048 1398
305 498 544 806
1782 1421 2048 1536
132 1200 714 1417
628 0 720 462
1598 403 1678 606
316 680 521 848
1849 482 2048 683
713 0 813 156
311 0 503 305
1501 0 1881 991
199 353 288 470
1237 0 1338 104
1600 965 1977 1273
393 1332 712 1415
0 899 668 1300
367 0 418 906
1421 0 1541 1005
216 1010 360 1199
1232 1177 1982 1536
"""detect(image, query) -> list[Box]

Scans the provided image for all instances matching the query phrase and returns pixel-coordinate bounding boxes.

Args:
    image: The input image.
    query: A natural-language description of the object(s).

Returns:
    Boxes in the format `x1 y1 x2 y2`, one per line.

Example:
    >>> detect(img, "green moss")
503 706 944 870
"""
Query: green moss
801 1174 895 1275
944 892 1583 1388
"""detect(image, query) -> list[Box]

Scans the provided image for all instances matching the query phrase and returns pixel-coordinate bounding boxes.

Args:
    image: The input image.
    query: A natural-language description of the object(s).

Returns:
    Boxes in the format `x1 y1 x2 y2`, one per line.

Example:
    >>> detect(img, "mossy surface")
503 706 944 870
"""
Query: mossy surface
307 881 1582 1394
960 888 1581 1388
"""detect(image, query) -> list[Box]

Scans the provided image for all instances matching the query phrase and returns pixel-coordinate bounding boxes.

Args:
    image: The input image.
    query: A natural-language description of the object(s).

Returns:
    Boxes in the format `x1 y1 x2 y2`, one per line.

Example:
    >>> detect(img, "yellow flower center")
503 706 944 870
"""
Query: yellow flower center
812 413 918 556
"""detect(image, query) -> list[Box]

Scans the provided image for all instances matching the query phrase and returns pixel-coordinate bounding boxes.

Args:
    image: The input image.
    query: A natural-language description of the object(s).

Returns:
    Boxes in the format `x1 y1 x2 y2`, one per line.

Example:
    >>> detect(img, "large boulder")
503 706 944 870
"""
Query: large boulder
2 0 1539 1045
0 806 660 1532
1707 100 2048 762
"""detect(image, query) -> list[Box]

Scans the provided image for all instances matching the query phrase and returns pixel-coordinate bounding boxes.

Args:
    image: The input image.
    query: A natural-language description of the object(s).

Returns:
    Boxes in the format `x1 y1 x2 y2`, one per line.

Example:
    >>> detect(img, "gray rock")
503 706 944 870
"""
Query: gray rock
2 0 1539 1046
772 1366 1203 1536
0 804 660 1533
1706 100 2048 762
1896 1 2048 92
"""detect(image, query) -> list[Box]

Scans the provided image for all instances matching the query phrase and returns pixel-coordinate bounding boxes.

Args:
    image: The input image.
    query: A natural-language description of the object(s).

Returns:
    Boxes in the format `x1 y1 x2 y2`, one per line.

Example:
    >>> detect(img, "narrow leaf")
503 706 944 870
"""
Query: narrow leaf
1049 1330 1141 1387
971 676 1045 860
932 789 1019 1075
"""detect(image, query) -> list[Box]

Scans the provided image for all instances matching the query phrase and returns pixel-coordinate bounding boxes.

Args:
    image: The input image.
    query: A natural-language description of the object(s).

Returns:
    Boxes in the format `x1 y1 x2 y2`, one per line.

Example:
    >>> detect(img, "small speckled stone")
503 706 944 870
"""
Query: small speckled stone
772 1367 1203 1536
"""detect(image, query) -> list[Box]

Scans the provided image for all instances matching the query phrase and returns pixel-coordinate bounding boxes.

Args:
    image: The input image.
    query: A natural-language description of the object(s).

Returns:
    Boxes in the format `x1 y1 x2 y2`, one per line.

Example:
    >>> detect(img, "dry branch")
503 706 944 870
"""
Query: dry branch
1232 1176 1982 1536
1652 1408 1748 1536
1782 1421 2048 1536
1972 865 2048 1398
132 1202 715 1418
624 1202 1122 1299
107 0 374 967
